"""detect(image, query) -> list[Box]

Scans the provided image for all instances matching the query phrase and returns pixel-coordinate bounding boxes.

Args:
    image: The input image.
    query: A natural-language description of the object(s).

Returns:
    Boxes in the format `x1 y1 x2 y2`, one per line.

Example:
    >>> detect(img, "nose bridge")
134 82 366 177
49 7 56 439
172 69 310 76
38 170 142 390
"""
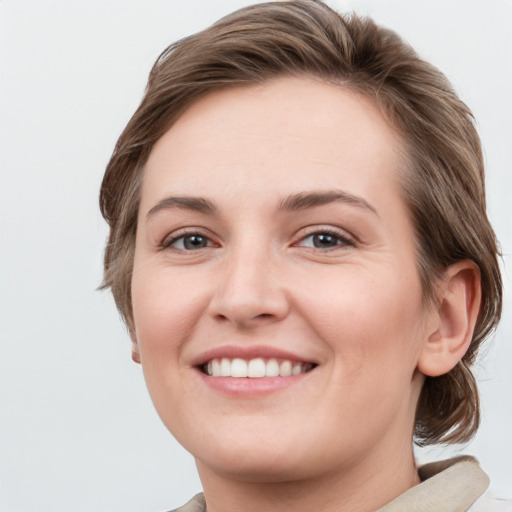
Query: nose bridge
210 232 288 326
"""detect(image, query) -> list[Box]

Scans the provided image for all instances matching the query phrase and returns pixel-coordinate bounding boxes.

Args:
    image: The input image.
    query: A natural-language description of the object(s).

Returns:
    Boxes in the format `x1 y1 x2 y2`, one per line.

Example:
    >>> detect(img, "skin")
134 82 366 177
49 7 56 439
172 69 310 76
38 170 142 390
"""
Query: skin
131 77 479 512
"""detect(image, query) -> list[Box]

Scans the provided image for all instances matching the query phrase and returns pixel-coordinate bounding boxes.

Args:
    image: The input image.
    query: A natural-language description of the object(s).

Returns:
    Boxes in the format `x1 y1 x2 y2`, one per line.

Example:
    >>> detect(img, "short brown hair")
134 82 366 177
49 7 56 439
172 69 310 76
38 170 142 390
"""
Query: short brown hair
100 0 502 445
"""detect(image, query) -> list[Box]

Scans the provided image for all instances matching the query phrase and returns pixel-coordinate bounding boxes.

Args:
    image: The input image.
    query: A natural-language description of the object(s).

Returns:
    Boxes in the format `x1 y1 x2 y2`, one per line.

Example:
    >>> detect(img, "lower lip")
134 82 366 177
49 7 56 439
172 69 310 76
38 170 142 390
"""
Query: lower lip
196 369 312 397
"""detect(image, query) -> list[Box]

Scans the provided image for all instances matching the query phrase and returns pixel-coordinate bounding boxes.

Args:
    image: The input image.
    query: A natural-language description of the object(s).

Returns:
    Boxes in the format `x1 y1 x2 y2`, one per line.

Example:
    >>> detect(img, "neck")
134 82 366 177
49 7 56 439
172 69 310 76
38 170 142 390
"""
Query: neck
196 445 420 512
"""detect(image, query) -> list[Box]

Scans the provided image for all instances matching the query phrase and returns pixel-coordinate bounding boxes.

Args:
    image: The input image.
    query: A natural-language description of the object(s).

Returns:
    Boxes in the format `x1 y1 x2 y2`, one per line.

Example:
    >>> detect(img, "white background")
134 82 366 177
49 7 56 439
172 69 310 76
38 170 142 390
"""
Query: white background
1 1 511 510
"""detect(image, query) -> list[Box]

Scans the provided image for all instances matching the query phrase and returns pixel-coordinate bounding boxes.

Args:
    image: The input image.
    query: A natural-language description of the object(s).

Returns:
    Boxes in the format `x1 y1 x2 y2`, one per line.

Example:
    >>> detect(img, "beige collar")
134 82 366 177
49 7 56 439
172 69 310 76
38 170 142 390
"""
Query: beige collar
377 456 489 512
173 456 489 512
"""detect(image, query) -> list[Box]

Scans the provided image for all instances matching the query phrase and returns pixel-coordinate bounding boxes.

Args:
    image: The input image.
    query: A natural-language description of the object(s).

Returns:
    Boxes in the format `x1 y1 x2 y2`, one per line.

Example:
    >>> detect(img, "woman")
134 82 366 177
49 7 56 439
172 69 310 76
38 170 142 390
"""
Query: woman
100 1 503 510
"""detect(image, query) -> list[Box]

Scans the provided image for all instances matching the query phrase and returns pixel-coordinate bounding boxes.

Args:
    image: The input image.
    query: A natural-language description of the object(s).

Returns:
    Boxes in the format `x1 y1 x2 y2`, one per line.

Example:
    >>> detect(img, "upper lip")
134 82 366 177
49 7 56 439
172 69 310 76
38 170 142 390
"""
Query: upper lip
191 345 318 368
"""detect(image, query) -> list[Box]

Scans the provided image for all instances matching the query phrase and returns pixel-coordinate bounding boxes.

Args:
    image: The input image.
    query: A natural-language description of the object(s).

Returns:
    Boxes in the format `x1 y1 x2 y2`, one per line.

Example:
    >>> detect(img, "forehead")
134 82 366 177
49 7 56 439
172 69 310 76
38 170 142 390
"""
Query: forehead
141 76 405 211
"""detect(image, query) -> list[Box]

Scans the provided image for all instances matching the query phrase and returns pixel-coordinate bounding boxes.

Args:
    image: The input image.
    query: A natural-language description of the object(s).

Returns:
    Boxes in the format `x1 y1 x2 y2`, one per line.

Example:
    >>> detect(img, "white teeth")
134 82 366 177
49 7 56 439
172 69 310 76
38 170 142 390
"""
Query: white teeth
248 358 266 378
220 358 231 377
212 359 220 376
231 358 248 377
205 357 314 378
279 360 292 377
292 362 302 375
265 358 280 377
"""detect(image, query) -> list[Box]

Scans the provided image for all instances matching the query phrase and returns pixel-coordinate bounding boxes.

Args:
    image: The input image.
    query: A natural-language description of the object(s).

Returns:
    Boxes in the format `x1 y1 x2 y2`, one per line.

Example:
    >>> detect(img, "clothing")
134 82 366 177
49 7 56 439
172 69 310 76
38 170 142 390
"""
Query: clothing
169 456 496 512
377 456 489 511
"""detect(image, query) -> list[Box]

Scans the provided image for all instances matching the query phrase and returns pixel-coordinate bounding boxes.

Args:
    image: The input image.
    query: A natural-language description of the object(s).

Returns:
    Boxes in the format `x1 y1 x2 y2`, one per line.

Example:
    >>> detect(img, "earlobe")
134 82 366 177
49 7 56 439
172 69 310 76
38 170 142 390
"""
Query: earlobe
132 347 141 364
417 261 481 377
131 334 141 364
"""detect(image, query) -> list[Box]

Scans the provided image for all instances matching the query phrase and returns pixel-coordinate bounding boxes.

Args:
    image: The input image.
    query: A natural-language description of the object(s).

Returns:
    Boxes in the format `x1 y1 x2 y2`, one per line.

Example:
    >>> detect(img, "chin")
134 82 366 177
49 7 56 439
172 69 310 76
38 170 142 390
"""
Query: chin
187 422 336 483
195 446 315 483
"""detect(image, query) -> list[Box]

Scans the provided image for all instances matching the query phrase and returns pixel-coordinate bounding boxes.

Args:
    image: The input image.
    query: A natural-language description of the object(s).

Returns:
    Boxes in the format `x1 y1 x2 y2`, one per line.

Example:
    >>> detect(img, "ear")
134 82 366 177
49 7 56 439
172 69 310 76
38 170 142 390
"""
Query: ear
417 260 481 377
130 327 141 364
131 340 141 364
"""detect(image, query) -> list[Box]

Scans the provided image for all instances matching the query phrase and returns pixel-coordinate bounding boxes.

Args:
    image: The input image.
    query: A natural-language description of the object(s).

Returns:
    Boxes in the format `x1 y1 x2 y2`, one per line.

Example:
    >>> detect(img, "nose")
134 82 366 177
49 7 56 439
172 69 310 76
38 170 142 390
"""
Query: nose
208 242 290 329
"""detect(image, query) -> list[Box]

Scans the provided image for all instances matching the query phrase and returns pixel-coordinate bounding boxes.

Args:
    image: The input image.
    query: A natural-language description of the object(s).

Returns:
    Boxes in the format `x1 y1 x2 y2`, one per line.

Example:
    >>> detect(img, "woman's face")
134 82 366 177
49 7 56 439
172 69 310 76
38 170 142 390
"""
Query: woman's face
132 77 436 482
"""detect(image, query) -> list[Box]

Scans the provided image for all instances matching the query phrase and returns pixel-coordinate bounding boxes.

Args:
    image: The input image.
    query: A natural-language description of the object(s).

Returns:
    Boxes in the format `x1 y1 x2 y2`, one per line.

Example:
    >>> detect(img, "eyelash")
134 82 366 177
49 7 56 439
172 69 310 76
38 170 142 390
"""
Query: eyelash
294 227 355 250
161 229 215 251
161 226 355 253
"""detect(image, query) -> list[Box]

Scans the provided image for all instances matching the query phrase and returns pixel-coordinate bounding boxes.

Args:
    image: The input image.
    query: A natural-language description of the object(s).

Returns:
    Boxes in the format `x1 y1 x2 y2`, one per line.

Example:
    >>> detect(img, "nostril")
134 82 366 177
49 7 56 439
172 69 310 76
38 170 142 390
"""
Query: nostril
208 285 290 328
213 313 230 323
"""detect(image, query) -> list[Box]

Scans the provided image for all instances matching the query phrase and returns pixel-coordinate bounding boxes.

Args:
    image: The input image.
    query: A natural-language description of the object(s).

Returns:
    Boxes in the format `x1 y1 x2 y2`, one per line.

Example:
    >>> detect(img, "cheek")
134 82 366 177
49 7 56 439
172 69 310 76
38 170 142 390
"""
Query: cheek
298 264 426 375
131 266 204 427
131 264 206 365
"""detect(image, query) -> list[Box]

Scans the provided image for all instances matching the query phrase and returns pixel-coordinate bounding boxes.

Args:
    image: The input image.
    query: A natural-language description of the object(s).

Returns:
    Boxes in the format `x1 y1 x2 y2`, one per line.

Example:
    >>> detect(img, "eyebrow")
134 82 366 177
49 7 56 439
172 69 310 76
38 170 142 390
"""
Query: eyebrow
277 190 378 216
146 189 378 219
146 196 217 218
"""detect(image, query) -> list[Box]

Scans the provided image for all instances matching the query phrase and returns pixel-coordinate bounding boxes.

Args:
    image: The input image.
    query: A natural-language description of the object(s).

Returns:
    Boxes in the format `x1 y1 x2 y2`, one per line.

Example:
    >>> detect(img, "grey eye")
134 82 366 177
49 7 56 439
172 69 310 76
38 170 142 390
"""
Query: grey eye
300 232 342 249
173 234 210 250
310 233 340 248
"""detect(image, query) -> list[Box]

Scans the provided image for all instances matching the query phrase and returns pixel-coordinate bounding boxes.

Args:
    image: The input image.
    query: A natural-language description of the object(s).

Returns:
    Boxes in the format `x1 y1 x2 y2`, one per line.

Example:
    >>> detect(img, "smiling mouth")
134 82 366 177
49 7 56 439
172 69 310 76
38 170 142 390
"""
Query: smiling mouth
201 357 317 378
